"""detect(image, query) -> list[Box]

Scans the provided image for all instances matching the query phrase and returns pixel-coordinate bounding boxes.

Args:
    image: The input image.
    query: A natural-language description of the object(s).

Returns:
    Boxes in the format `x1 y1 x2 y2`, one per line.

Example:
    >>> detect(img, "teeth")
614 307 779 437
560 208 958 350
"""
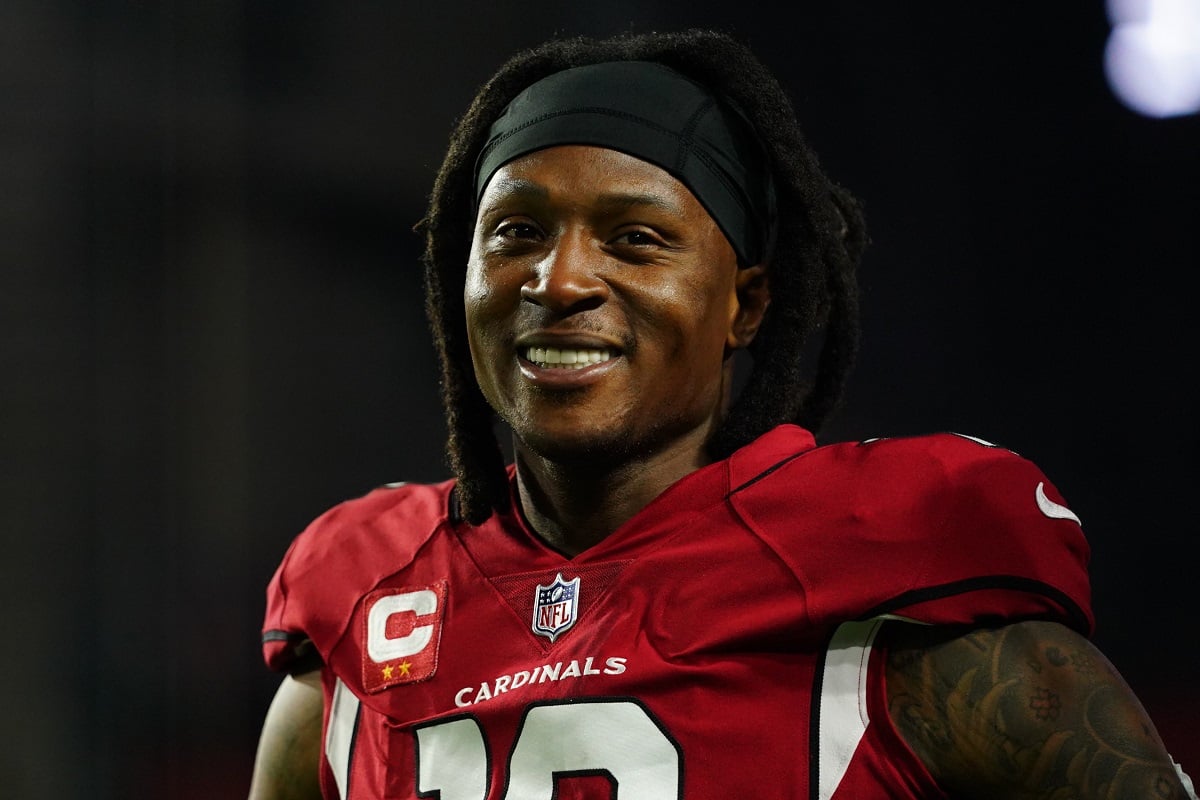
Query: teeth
524 346 613 369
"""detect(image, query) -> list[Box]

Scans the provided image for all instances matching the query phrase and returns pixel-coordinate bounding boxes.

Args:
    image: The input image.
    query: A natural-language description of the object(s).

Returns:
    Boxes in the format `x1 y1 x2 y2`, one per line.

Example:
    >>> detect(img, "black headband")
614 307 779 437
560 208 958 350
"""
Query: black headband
474 61 777 265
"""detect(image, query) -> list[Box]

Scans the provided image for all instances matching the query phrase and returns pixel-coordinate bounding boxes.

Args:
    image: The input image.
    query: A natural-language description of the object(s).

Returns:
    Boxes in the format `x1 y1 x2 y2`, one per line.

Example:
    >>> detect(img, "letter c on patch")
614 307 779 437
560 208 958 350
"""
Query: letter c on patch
367 589 439 662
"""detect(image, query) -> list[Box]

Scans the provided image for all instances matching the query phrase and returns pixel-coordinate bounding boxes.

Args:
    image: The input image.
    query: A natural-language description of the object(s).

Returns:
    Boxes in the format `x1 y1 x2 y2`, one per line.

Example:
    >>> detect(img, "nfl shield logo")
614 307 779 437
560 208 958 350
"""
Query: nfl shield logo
532 573 580 642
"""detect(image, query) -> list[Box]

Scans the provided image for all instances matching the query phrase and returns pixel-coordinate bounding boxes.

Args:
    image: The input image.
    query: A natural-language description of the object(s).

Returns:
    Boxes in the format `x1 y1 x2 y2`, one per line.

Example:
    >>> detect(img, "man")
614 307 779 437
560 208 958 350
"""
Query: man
249 29 1195 799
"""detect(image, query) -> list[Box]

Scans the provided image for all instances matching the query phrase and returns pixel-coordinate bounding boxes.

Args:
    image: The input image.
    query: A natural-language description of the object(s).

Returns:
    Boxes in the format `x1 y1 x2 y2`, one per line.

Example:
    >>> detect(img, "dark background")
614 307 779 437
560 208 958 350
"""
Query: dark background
4 2 1196 797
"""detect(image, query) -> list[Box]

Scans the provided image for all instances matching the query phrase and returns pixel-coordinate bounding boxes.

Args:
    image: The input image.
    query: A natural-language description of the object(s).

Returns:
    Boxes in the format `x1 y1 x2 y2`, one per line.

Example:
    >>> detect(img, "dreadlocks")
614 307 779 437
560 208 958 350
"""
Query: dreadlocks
418 28 868 524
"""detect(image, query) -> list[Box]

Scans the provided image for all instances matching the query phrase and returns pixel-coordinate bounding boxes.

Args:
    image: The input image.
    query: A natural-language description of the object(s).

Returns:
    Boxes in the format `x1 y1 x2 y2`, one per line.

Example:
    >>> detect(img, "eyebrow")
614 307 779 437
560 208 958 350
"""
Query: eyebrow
480 178 681 216
592 191 681 216
483 177 549 202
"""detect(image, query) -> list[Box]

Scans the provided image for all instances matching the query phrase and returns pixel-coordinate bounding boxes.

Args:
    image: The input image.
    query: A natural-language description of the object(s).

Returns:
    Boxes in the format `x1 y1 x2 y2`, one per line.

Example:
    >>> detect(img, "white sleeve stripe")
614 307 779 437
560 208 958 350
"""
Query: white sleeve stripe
325 677 361 800
817 618 884 800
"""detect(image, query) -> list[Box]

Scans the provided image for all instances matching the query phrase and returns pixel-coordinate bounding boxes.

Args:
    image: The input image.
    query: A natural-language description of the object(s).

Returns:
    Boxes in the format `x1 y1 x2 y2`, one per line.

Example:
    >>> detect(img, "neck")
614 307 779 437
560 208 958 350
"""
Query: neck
513 433 711 557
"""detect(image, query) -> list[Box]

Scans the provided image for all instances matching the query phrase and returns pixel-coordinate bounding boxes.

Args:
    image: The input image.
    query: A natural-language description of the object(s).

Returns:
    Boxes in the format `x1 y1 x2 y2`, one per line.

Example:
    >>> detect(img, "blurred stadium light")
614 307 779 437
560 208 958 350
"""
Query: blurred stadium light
1105 0 1200 116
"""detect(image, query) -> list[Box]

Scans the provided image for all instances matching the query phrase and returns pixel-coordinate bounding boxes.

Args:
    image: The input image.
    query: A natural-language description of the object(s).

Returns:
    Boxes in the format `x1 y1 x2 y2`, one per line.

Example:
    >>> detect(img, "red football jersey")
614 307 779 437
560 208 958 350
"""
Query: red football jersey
262 425 1093 799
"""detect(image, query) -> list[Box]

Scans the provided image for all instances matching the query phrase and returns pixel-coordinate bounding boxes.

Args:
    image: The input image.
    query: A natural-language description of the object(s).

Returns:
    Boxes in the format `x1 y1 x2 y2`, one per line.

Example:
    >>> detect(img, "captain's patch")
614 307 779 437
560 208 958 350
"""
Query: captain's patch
362 581 447 692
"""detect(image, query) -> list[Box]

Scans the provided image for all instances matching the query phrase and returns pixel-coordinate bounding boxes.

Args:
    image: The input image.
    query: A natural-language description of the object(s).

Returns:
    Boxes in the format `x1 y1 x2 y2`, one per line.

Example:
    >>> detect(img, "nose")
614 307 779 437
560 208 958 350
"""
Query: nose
520 230 608 313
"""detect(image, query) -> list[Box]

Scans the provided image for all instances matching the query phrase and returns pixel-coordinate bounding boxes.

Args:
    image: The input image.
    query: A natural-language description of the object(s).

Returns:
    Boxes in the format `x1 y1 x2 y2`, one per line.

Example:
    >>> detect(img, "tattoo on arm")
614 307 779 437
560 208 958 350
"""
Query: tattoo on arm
883 620 1189 800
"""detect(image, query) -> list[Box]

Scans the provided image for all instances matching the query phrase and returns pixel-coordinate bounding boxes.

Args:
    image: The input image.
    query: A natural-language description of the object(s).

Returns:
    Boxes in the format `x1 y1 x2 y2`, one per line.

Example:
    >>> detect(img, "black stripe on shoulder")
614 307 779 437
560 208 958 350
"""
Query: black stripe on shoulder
263 631 324 673
728 451 810 496
859 575 1092 635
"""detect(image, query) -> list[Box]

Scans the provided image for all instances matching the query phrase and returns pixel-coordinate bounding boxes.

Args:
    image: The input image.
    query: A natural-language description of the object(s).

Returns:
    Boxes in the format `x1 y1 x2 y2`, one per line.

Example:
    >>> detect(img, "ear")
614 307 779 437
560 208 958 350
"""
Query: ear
726 264 770 351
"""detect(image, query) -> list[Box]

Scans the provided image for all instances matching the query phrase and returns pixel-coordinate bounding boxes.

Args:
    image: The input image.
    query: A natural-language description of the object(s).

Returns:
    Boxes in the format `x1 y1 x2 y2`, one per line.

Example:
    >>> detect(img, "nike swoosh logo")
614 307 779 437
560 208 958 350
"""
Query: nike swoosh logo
1036 482 1081 525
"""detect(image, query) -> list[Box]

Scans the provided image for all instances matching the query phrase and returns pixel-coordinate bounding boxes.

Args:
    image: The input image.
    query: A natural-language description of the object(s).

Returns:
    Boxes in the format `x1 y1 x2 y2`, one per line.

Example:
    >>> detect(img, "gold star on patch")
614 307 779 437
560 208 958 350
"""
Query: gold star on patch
398 661 412 677
381 665 394 680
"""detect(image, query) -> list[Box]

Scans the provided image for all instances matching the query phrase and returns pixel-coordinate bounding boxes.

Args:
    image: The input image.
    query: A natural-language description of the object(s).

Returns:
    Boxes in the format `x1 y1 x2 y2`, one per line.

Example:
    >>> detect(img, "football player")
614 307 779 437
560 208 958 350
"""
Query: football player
249 28 1196 800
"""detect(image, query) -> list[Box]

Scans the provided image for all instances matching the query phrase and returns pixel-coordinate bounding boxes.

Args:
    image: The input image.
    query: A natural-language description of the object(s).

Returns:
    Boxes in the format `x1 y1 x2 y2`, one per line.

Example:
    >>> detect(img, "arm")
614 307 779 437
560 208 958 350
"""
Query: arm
248 669 324 800
883 619 1194 799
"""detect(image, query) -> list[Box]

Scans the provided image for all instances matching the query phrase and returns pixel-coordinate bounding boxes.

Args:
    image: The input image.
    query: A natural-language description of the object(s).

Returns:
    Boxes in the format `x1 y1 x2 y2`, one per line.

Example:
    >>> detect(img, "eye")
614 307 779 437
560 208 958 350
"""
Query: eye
610 228 665 247
496 221 542 240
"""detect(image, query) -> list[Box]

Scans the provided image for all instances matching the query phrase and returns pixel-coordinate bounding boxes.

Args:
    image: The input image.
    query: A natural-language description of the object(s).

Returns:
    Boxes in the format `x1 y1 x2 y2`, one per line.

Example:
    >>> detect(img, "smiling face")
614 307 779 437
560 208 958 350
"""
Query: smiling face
465 145 767 469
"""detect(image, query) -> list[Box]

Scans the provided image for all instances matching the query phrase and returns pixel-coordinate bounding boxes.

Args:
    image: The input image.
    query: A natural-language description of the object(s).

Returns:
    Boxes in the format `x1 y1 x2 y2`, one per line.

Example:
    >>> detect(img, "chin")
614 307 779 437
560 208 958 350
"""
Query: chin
512 414 712 470
514 427 635 466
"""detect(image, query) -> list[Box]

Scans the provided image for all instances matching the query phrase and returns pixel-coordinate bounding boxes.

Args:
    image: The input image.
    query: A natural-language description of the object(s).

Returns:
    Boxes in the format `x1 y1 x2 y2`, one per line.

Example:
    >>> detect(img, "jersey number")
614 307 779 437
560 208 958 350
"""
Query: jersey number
414 699 682 798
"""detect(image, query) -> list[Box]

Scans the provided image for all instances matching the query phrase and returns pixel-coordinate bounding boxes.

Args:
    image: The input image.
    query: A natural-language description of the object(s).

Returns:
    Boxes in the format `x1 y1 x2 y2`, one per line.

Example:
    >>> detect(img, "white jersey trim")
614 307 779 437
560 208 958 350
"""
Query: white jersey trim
817 618 883 800
326 677 361 800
